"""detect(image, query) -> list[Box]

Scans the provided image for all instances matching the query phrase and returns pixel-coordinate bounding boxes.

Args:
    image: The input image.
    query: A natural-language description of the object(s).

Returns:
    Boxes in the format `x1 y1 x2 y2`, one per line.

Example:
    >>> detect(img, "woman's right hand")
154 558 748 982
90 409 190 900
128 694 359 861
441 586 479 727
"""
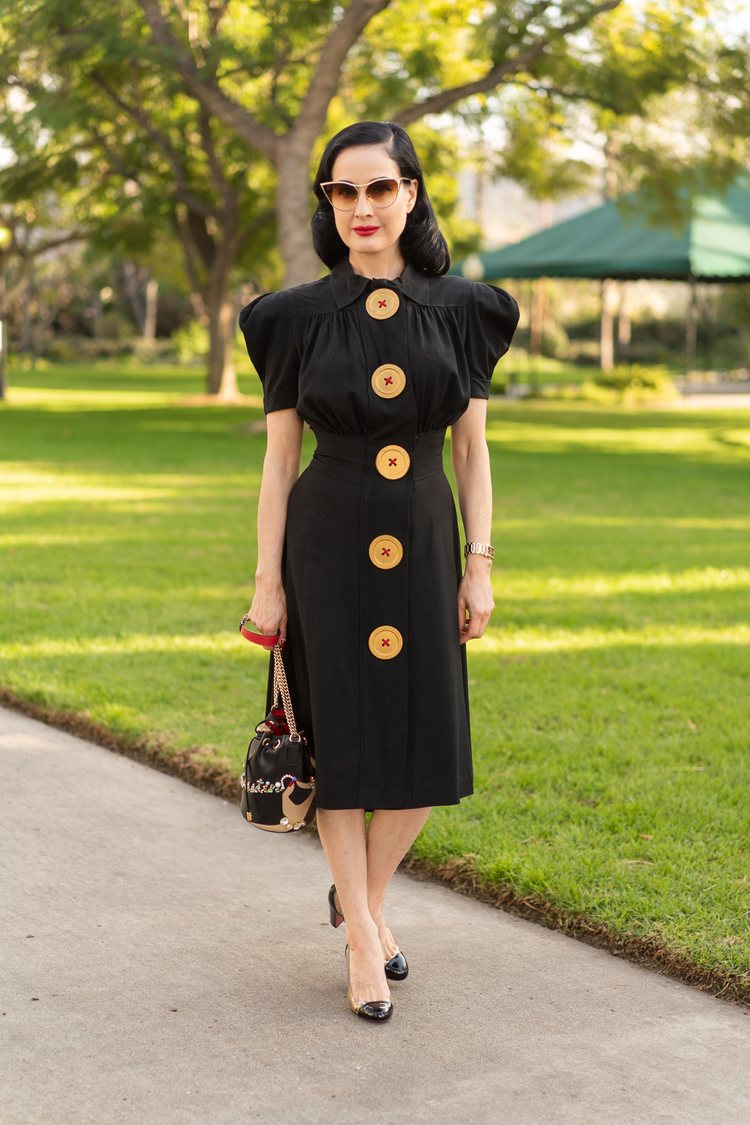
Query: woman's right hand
245 577 288 646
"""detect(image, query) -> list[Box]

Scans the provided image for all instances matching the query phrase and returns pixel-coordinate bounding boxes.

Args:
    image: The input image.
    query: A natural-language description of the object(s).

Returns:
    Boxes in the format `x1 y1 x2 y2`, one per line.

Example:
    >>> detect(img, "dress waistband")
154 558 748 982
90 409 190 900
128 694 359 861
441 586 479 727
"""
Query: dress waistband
310 430 446 483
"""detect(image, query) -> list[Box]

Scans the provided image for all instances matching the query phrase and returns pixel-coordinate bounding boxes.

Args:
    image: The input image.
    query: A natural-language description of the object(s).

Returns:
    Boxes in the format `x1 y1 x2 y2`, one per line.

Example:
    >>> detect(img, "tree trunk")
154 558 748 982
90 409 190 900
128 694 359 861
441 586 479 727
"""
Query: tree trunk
180 199 242 397
144 277 158 340
123 261 145 332
529 201 551 362
277 139 321 287
0 278 7 402
206 280 238 398
475 164 487 227
91 287 103 338
20 260 34 353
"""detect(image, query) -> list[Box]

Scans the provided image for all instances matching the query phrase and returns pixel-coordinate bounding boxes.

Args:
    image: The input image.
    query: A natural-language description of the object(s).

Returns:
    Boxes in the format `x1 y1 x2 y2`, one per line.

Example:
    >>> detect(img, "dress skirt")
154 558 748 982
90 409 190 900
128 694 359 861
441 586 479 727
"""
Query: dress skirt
265 428 473 810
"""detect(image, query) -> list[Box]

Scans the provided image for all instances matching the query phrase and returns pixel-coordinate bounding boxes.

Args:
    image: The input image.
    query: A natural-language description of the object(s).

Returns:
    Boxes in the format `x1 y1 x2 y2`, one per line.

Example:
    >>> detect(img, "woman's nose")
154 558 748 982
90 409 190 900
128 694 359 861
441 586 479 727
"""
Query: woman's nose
353 188 374 218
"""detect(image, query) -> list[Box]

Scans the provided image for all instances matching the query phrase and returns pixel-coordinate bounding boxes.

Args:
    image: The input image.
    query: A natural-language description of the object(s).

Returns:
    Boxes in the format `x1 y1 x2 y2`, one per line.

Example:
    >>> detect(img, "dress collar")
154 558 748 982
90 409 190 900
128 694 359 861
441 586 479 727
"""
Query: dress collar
329 256 431 309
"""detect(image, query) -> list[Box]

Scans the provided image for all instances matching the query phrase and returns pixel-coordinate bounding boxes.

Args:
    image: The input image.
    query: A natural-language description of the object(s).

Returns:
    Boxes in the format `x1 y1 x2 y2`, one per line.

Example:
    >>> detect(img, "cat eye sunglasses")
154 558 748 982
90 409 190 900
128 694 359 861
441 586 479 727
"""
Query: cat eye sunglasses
319 177 414 211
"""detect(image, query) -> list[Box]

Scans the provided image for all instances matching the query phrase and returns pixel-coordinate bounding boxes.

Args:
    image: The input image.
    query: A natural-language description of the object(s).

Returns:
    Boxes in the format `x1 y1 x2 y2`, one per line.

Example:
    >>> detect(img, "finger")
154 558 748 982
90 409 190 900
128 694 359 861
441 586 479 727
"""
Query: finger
475 609 494 639
465 611 491 642
457 593 467 636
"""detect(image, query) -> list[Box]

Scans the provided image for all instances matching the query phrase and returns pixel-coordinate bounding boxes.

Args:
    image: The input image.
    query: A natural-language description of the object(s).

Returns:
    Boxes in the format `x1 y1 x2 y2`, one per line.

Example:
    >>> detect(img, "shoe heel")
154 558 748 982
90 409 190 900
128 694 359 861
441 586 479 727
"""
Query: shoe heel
328 883 344 928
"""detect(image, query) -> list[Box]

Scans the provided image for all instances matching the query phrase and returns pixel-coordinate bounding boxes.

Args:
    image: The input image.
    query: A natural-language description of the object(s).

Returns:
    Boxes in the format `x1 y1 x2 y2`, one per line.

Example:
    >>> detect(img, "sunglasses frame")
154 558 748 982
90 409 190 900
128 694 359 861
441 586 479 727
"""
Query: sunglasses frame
319 177 415 211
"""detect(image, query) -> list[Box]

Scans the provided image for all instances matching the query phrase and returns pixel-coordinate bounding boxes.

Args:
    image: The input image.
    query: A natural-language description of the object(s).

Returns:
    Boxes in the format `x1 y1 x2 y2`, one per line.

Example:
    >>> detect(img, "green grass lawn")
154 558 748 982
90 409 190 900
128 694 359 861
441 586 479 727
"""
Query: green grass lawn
2 361 749 992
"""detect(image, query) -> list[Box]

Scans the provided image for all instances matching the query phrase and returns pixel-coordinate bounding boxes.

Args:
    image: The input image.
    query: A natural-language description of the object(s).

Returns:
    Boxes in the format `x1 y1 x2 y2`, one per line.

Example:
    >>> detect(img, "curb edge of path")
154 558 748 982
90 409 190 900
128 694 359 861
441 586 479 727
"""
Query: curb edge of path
3 683 748 1010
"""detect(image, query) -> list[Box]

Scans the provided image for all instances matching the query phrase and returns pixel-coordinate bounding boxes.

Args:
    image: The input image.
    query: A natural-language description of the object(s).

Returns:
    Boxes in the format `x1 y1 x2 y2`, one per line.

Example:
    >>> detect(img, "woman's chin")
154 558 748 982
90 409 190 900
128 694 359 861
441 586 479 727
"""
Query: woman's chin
347 236 394 254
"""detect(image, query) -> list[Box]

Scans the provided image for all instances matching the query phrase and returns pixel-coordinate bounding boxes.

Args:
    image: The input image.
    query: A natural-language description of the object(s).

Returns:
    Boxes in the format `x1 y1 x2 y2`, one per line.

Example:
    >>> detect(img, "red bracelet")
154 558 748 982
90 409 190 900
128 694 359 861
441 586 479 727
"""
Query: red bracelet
239 615 284 648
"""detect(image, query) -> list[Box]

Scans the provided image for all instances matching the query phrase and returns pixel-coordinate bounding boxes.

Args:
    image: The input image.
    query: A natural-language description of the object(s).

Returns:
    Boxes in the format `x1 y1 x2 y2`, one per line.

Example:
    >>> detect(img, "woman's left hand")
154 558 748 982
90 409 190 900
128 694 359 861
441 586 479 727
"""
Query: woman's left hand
457 563 495 644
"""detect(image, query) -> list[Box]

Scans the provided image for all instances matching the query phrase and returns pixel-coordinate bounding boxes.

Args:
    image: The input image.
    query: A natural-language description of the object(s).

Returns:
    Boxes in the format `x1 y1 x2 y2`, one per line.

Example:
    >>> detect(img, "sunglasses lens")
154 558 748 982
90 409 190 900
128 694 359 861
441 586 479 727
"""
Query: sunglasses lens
368 179 399 206
325 183 359 209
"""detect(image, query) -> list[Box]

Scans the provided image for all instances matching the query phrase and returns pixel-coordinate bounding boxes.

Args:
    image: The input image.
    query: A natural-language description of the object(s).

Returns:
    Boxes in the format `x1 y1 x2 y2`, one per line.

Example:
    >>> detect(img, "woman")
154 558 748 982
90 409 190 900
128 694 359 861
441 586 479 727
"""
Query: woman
239 120 518 1022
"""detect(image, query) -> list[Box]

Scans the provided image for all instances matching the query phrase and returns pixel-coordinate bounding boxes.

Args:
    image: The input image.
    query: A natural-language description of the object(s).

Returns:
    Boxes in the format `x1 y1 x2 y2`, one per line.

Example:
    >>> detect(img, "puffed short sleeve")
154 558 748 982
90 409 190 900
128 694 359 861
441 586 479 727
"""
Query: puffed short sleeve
238 289 300 414
465 281 520 398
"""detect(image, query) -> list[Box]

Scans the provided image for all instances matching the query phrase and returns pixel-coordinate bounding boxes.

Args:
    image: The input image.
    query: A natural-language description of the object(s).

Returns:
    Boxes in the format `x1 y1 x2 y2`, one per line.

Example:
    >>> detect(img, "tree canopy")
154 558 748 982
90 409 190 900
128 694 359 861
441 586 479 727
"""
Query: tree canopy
1 0 746 394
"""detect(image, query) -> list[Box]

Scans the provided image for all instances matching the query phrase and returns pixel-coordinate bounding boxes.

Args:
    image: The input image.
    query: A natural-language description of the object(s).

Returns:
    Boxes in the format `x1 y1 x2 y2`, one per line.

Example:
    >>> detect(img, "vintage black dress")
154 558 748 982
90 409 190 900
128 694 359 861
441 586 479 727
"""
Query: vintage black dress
239 256 518 810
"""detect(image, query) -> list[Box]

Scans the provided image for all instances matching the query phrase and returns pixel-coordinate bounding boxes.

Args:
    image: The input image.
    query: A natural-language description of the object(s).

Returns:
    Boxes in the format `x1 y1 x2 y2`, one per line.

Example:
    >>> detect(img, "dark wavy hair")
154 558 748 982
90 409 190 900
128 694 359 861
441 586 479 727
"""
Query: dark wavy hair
311 121 450 275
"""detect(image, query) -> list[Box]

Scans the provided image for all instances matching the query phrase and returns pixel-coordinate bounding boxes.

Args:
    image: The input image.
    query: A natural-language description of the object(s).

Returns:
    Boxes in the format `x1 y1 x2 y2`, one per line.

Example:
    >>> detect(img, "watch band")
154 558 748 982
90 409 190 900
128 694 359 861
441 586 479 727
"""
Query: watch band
464 541 495 561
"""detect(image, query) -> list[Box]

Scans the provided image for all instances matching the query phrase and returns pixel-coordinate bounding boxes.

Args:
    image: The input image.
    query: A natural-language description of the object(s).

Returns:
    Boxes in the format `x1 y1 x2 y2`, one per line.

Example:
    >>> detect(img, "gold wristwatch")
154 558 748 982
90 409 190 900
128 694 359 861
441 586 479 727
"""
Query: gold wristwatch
464 541 495 562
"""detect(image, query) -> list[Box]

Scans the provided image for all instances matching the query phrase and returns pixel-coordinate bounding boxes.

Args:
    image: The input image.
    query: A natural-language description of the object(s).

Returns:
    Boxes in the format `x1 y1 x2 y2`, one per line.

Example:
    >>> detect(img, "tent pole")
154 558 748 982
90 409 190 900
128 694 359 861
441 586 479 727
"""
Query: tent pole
618 281 631 359
600 278 616 371
685 276 698 376
529 278 547 394
530 278 546 357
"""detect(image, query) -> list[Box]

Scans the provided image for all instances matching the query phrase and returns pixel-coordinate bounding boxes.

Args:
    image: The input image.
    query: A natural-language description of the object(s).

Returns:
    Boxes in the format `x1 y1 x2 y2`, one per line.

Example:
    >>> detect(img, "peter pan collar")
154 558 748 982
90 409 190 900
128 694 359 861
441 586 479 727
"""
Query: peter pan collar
330 256 431 308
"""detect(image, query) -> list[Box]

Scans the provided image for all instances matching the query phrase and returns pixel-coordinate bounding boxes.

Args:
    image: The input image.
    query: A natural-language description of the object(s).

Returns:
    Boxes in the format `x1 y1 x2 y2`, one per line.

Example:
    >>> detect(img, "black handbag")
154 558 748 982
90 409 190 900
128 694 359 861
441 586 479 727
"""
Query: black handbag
238 617 316 832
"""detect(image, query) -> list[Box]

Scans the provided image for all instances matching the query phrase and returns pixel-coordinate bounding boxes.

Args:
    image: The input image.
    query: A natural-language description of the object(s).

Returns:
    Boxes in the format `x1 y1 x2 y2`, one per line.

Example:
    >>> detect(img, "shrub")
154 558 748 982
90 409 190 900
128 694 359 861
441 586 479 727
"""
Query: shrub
537 364 679 403
539 319 570 359
595 364 677 394
131 338 179 364
46 336 136 361
170 321 209 364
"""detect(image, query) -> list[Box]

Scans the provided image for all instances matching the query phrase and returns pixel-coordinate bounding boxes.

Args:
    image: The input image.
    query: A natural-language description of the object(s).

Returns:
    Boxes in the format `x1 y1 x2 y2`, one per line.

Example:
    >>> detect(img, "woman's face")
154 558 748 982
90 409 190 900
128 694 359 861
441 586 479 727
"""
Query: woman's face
327 144 418 260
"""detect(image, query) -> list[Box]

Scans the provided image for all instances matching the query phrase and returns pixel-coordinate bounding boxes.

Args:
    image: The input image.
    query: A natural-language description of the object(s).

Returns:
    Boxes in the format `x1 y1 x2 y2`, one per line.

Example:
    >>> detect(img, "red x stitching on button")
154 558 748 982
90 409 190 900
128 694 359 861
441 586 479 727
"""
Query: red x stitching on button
381 638 390 647
384 375 393 385
389 457 397 466
378 299 387 308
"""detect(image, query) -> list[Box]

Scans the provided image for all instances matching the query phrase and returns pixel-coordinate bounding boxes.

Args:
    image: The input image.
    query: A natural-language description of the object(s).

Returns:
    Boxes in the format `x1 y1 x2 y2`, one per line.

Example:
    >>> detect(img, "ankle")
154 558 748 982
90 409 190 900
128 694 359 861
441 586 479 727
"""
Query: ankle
345 916 379 944
367 898 386 925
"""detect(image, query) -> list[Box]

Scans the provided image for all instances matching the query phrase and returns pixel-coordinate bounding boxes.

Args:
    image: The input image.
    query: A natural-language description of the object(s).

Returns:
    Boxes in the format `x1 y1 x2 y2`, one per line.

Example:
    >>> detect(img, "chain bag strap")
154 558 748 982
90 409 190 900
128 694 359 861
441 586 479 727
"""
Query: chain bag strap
271 642 300 740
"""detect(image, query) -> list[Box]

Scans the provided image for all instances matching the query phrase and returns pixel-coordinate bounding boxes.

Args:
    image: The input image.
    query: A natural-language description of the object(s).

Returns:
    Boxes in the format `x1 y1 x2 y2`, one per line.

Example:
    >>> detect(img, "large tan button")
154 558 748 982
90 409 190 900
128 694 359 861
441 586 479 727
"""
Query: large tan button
371 363 406 399
366 288 400 319
368 626 403 659
375 444 410 479
368 534 403 569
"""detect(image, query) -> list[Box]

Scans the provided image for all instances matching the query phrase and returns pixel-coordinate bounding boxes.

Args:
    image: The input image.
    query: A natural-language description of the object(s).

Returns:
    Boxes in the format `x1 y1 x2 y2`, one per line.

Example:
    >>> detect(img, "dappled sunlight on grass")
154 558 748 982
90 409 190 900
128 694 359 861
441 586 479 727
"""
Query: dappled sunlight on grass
529 516 750 530
2 631 268 659
485 422 750 461
7 387 185 410
485 399 750 427
6 358 259 393
1 467 257 507
3 479 181 505
476 623 750 654
505 566 750 596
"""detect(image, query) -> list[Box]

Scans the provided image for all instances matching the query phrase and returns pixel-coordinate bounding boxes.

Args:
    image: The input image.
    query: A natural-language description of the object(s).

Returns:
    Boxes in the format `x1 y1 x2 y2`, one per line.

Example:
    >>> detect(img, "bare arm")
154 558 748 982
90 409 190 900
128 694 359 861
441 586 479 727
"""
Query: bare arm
450 398 495 644
246 409 304 644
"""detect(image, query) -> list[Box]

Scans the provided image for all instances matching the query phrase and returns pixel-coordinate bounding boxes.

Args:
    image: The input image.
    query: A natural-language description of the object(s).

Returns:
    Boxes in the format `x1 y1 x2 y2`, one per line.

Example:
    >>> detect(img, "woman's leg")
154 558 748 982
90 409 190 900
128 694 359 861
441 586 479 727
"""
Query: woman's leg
366 807 432 956
315 808 390 1003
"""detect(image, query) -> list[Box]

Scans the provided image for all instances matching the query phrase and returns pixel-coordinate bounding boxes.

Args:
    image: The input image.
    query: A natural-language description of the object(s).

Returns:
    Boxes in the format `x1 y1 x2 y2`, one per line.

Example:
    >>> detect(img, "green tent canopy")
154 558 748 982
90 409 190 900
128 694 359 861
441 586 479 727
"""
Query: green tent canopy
451 179 750 282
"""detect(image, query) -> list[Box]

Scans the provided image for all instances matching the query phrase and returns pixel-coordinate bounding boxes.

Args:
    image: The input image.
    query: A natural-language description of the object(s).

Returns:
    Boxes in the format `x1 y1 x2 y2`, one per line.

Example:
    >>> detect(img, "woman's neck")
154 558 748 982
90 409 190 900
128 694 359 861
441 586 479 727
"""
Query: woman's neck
348 248 406 280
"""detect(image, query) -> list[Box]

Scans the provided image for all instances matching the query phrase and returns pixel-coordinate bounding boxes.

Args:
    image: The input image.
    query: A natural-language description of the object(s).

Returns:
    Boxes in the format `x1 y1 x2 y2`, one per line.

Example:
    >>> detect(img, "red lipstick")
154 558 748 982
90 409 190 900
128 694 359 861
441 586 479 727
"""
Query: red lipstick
353 226 379 235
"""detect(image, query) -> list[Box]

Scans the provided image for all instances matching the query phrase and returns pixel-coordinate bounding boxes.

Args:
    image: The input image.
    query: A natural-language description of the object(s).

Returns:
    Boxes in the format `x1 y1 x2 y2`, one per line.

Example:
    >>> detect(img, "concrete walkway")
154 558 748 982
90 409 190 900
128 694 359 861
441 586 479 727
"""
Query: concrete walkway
2 707 748 1125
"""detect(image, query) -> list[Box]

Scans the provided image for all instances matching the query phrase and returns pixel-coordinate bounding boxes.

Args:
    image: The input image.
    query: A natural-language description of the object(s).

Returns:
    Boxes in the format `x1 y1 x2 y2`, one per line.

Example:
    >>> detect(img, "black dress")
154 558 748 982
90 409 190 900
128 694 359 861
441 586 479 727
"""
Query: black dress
239 256 518 810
